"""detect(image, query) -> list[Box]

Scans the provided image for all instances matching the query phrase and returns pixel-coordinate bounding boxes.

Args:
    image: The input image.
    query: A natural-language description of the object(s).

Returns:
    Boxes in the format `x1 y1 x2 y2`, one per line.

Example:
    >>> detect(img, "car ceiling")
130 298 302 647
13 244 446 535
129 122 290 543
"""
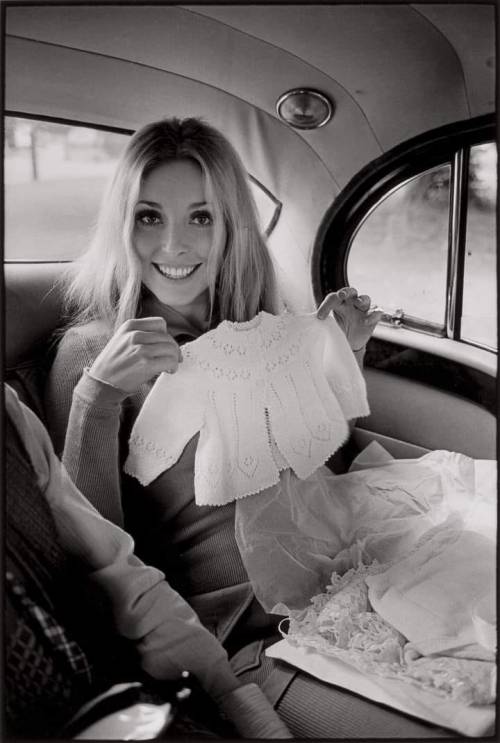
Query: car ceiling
4 2 496 311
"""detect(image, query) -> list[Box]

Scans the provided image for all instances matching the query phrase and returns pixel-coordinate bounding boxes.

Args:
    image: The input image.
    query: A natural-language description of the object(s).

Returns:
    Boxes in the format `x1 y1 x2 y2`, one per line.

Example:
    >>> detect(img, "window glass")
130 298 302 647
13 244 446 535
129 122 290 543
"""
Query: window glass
5 117 281 261
461 142 497 350
5 117 128 260
347 165 451 327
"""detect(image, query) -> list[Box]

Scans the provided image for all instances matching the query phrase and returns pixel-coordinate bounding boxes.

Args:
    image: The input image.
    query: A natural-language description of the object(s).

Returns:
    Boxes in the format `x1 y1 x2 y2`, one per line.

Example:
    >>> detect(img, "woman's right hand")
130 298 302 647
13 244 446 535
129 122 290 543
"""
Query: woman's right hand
89 317 182 394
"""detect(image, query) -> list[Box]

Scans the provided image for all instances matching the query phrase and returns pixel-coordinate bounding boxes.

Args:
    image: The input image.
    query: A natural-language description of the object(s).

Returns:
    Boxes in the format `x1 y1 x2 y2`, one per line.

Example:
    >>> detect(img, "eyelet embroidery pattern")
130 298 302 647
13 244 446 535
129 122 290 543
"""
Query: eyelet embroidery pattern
126 311 370 504
183 313 302 382
128 433 176 466
287 372 335 446
311 359 365 421
231 392 258 479
197 459 234 490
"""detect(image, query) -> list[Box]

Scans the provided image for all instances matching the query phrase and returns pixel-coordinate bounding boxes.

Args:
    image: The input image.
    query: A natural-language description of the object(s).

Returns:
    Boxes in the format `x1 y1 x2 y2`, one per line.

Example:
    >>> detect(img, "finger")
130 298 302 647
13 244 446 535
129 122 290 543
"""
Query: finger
141 340 184 362
338 286 358 301
353 294 371 311
142 341 182 360
144 346 180 367
364 309 384 325
122 316 168 333
317 292 343 320
332 310 348 335
149 356 180 376
130 330 172 346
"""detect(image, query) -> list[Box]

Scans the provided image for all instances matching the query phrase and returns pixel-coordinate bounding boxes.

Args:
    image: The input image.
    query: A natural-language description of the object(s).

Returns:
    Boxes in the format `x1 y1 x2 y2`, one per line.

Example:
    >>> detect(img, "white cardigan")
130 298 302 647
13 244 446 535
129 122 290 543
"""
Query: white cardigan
124 312 369 505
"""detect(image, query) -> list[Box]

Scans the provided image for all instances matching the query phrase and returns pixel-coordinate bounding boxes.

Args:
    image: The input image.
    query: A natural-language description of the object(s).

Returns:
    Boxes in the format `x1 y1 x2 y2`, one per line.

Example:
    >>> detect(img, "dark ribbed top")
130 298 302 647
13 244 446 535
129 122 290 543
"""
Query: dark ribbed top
44 297 261 641
126 436 249 597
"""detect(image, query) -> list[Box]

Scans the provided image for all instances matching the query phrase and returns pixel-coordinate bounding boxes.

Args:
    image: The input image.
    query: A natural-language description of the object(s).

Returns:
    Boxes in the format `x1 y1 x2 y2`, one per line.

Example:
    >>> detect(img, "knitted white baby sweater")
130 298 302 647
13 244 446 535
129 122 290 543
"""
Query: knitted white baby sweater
124 312 369 505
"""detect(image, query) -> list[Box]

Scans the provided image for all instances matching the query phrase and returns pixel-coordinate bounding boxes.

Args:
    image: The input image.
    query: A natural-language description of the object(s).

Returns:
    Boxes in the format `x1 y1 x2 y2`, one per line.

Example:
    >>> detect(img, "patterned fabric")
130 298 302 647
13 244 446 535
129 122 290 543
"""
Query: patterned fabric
126 312 369 505
6 572 92 682
6 415 72 599
4 414 94 736
4 569 93 737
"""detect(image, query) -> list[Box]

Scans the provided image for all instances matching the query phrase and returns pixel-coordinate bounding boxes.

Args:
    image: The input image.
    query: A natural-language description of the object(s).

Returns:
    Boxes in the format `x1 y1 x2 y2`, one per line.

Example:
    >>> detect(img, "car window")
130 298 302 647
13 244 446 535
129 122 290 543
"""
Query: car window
347 165 450 329
461 142 497 350
4 116 281 261
336 123 497 353
5 117 128 261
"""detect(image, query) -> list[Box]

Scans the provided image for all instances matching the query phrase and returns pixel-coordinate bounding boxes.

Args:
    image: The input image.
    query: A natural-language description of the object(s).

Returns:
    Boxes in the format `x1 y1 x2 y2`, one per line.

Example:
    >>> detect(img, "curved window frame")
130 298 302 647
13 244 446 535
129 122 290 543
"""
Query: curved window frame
4 111 282 263
312 114 496 353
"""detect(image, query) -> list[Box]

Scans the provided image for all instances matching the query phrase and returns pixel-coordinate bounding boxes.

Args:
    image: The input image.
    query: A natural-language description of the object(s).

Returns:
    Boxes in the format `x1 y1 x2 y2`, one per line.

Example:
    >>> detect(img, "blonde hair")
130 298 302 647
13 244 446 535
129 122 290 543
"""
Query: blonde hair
64 117 279 329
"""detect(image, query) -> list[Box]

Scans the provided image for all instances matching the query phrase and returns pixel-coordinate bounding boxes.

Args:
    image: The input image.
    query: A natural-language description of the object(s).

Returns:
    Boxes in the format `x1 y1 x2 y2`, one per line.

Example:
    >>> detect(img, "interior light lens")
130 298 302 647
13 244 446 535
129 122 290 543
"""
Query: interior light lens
276 89 334 129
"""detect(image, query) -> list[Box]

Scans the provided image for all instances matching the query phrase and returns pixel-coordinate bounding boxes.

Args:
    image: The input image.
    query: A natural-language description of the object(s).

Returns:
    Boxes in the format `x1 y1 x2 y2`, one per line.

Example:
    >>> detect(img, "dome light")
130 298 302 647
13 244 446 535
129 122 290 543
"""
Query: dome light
276 89 334 130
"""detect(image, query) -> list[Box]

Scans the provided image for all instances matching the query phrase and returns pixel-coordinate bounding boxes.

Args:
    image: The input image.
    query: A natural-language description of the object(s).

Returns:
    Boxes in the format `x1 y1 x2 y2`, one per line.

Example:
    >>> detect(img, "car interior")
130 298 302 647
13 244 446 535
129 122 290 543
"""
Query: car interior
3 1 497 738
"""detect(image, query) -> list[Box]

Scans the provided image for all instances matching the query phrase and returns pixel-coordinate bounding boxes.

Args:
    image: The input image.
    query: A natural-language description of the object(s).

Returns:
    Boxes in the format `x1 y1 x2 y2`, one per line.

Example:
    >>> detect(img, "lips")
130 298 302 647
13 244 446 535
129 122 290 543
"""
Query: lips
153 263 200 280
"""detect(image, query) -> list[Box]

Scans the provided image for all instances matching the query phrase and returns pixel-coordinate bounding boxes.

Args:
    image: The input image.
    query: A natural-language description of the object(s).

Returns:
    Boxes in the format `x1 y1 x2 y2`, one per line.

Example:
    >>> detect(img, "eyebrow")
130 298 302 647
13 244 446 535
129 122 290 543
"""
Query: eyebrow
136 200 161 208
135 200 211 209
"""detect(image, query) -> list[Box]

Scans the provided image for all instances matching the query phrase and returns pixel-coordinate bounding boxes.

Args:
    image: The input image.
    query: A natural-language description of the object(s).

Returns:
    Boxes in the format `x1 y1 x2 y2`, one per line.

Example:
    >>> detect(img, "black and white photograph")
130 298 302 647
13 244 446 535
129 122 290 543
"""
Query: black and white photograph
3 0 497 739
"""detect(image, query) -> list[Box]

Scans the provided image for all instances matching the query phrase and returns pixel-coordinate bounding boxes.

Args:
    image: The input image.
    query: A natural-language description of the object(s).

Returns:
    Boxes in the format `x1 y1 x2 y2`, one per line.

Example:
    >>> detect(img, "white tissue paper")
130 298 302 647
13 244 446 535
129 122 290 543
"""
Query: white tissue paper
257 445 496 736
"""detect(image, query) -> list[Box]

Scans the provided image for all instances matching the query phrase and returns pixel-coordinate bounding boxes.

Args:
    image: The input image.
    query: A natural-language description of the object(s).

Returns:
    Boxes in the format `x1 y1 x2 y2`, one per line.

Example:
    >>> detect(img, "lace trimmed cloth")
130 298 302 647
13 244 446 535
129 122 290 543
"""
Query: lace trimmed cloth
279 511 497 708
125 312 369 506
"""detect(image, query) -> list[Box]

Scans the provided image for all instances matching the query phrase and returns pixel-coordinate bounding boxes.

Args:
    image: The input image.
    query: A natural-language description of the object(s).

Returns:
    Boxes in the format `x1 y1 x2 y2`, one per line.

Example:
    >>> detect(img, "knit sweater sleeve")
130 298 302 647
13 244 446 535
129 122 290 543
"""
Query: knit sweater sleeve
125 369 205 487
319 314 370 421
45 327 127 526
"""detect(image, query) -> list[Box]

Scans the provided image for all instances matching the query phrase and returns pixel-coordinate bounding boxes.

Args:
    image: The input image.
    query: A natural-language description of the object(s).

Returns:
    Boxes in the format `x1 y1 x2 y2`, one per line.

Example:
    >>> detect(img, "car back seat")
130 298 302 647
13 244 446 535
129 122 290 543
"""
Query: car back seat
5 262 66 423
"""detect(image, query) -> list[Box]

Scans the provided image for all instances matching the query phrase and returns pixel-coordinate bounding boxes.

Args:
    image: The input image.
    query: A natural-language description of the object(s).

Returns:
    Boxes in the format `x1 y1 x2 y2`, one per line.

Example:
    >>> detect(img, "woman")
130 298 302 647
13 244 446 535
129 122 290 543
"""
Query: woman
46 117 439 738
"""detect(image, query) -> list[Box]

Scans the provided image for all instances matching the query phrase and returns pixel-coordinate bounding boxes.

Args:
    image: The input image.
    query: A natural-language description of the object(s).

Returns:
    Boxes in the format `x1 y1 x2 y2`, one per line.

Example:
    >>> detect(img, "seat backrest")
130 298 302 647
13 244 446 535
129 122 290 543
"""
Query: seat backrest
5 262 67 421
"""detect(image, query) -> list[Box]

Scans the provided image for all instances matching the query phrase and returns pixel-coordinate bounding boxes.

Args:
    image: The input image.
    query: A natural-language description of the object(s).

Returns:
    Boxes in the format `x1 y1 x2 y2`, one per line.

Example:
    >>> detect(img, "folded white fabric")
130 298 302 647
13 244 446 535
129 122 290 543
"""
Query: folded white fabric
365 516 496 661
125 312 369 505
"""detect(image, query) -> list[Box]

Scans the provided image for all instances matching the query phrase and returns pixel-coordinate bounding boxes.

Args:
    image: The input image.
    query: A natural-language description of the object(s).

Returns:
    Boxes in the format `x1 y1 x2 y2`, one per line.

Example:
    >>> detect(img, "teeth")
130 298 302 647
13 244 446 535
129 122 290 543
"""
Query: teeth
154 264 198 279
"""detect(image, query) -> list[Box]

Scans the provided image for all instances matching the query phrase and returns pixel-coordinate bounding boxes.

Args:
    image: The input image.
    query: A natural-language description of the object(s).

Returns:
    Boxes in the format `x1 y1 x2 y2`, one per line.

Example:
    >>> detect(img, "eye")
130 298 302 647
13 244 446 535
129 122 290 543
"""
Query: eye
191 210 213 227
135 210 162 227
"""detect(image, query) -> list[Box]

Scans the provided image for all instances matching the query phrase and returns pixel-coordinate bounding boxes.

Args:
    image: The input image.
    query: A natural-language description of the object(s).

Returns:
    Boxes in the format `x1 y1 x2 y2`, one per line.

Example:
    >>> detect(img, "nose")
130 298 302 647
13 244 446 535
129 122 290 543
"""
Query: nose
159 222 189 256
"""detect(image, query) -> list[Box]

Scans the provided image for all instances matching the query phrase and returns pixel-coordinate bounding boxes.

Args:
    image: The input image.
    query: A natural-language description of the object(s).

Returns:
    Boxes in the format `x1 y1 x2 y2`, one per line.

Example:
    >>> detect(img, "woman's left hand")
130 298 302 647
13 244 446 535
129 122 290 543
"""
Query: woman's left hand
317 286 384 351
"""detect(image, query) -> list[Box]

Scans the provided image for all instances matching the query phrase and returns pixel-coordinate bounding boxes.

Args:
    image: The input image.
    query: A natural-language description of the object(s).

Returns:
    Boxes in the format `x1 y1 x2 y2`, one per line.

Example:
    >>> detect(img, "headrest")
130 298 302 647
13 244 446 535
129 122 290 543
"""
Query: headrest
5 263 66 369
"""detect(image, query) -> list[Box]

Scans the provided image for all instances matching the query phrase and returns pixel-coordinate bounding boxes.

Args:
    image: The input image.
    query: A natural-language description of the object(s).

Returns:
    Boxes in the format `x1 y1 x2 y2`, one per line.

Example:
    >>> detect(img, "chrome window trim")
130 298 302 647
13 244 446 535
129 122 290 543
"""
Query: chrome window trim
379 311 446 337
446 148 470 341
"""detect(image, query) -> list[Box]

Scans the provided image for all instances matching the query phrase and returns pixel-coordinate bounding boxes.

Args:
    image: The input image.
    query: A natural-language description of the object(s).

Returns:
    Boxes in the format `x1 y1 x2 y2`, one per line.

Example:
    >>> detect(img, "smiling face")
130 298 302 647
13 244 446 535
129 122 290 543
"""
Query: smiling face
133 158 226 322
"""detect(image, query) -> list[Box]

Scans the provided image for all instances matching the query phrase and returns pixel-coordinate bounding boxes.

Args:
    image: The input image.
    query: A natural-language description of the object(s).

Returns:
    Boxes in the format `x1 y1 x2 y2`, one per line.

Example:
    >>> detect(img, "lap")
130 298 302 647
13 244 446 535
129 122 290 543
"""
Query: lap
273 670 454 739
232 641 454 739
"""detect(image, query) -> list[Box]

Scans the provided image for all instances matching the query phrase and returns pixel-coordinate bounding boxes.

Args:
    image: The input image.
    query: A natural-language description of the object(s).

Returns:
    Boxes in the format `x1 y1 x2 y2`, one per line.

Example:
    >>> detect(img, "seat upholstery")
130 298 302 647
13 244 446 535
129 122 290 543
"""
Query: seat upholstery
5 262 66 421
